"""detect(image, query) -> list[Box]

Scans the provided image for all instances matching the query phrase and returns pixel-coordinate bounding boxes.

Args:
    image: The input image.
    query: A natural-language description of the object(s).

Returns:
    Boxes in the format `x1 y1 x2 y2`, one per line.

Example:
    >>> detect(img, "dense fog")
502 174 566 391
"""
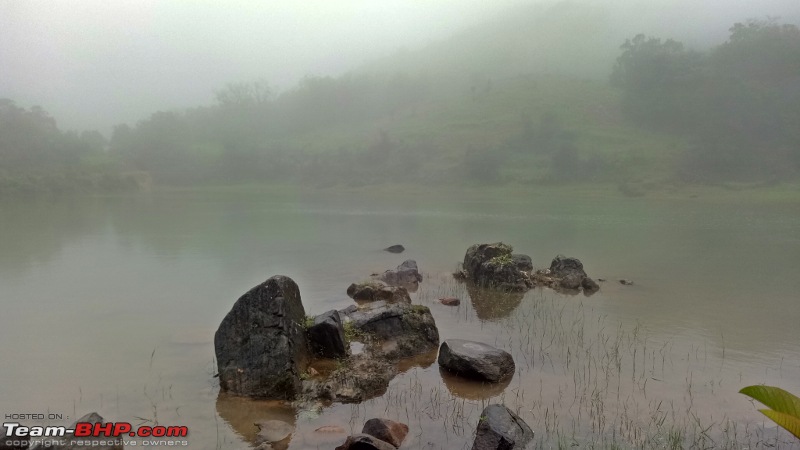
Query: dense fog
2 0 799 192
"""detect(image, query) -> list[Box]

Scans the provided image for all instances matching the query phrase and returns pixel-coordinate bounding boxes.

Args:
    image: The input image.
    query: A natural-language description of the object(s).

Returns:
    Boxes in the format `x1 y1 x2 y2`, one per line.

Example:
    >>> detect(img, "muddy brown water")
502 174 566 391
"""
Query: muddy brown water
1 190 799 449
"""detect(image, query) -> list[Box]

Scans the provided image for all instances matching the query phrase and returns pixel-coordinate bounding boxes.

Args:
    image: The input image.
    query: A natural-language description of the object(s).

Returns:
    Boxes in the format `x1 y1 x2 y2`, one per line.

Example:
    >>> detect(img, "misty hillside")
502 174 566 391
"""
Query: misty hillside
1 2 799 194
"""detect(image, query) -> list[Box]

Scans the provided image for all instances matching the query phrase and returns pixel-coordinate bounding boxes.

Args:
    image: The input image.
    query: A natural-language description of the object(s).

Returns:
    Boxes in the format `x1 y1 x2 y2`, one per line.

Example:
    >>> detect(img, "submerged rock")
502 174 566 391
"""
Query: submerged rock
347 281 410 304
437 339 515 383
439 297 461 306
619 279 634 286
378 259 423 286
214 275 310 399
335 434 396 450
383 244 405 253
255 420 294 445
307 310 348 359
302 354 397 404
362 418 409 448
472 404 534 450
341 301 439 359
461 243 531 291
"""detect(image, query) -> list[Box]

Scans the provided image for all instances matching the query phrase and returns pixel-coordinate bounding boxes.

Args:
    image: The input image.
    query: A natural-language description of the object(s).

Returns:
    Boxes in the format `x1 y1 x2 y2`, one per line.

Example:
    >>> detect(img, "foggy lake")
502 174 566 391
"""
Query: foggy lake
2 189 799 449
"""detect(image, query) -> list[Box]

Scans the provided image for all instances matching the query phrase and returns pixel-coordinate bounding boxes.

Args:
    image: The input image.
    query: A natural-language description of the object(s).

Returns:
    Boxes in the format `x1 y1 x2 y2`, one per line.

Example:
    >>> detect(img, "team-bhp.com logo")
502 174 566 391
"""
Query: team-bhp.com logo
4 422 188 438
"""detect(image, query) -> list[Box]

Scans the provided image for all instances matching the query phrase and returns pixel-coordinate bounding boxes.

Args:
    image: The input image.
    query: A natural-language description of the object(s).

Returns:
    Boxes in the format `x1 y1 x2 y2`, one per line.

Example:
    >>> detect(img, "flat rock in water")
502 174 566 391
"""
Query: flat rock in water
335 434 396 450
362 418 409 448
472 404 534 450
255 420 294 444
437 339 514 382
383 244 405 253
378 259 423 286
347 281 410 303
341 301 439 359
439 297 461 306
619 279 634 285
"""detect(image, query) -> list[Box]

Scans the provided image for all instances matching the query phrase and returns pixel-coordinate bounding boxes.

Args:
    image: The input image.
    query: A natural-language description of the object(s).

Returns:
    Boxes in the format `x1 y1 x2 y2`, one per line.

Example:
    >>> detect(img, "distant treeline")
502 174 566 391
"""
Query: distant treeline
612 19 800 182
1 19 799 193
110 73 431 185
0 99 145 194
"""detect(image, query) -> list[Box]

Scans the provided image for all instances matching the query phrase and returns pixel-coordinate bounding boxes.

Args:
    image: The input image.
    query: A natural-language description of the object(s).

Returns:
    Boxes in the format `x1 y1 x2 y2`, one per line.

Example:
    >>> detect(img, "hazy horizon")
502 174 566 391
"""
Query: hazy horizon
3 0 799 133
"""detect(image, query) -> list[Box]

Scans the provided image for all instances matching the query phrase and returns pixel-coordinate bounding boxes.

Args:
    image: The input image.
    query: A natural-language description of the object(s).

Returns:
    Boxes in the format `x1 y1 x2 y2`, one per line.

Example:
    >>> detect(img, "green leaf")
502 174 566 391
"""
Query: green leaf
740 385 800 417
759 410 800 440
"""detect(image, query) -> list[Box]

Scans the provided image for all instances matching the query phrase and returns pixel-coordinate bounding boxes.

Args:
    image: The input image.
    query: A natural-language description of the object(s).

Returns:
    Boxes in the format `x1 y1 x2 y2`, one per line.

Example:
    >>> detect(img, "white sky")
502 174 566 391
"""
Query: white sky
1 0 798 133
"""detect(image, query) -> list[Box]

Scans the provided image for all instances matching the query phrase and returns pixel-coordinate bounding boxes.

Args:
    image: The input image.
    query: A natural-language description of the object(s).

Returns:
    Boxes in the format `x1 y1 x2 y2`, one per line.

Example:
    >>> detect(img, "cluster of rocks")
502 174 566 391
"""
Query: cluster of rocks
456 242 600 295
214 258 437 406
213 249 540 449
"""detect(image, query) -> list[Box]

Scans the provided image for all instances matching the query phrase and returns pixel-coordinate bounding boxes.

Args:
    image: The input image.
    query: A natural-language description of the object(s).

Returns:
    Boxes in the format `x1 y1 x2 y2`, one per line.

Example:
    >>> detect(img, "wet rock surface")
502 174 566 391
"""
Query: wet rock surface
341 301 439 359
377 259 423 286
438 339 515 382
472 404 534 450
214 275 310 399
347 281 411 303
361 418 409 448
532 255 600 294
307 310 348 358
439 297 461 306
255 420 294 445
461 243 531 291
301 354 397 404
335 434 396 450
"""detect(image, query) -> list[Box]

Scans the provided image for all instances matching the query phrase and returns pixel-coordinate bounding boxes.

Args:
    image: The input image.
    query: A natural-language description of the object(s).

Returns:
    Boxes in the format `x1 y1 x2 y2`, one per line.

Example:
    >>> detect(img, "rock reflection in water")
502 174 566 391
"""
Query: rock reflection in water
439 367 512 400
215 392 296 449
465 282 525 320
396 348 437 374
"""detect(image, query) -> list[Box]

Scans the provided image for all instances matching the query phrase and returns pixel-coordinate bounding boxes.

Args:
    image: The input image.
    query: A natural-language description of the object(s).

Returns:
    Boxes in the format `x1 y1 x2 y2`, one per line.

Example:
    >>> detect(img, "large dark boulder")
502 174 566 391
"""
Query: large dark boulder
341 301 439 359
214 275 311 399
462 243 530 291
378 259 423 286
472 404 534 450
437 339 515 383
307 310 348 359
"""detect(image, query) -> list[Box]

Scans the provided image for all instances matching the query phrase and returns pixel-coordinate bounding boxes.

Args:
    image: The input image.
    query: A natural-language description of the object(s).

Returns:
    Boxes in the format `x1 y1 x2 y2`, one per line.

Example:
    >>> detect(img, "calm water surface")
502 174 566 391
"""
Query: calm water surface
1 189 799 449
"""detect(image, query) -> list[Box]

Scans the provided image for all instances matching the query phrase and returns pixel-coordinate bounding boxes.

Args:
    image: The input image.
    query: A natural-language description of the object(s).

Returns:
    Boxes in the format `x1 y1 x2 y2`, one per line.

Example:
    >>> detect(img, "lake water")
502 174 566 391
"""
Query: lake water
1 188 799 449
